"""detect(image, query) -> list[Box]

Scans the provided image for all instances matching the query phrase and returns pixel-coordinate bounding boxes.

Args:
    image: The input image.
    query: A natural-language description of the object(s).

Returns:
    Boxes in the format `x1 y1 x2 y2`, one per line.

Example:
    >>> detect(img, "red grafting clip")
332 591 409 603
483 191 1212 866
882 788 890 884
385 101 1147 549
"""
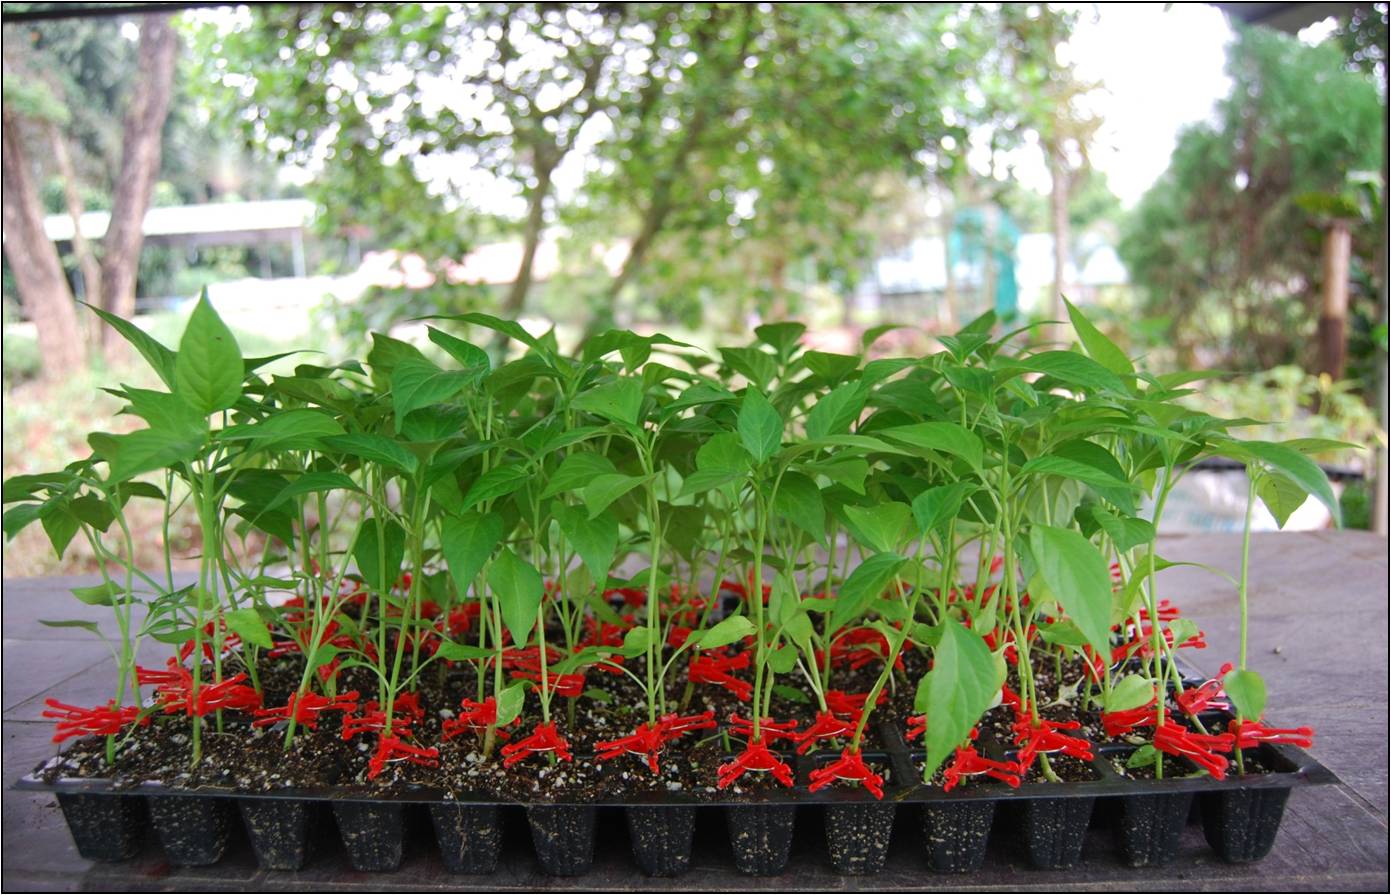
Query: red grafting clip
341 695 418 740
797 711 858 754
1153 721 1235 779
1138 598 1181 623
194 674 262 715
728 713 800 743
251 690 359 729
717 737 794 789
999 684 1027 721
442 696 506 741
1229 720 1314 750
943 746 1021 791
688 652 753 701
1014 717 1094 768
179 620 241 663
1176 662 1234 715
824 689 887 724
905 714 926 742
1101 698 1158 737
367 734 439 780
500 722 573 768
808 748 885 799
42 699 147 742
594 711 718 773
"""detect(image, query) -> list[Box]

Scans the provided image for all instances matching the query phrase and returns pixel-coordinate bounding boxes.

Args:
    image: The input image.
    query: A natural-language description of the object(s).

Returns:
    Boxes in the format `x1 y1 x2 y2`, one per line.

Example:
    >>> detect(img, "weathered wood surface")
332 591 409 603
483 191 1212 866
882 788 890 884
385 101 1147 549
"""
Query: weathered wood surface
3 531 1386 892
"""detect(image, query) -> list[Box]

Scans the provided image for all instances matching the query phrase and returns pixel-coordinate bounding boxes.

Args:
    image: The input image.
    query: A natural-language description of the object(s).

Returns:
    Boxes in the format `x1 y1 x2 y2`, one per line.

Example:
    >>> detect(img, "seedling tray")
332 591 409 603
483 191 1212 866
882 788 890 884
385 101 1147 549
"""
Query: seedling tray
17 707 1339 877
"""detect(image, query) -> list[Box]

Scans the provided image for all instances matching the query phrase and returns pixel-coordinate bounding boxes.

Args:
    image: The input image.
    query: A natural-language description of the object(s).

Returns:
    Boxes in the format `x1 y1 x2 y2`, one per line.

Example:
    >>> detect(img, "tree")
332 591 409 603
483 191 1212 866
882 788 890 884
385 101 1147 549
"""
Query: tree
2 11 181 367
1119 26 1383 373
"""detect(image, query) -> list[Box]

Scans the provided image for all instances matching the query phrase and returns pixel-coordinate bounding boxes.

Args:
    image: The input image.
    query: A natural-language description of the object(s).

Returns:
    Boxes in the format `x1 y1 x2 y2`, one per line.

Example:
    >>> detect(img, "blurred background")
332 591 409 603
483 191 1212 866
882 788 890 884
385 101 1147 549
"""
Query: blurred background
2 2 1387 575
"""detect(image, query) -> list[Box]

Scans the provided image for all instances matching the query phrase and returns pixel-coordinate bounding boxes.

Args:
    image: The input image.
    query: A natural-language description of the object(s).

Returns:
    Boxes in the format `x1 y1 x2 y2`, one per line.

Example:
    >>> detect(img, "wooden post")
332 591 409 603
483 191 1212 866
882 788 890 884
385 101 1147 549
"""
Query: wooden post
1317 221 1351 381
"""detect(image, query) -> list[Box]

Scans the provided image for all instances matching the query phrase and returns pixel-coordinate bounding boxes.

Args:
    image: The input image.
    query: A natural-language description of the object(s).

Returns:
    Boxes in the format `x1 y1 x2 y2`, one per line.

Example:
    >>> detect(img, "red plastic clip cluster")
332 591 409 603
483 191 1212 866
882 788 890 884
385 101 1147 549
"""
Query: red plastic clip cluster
367 734 439 780
500 721 573 767
688 651 752 701
808 748 884 799
42 699 147 742
1153 721 1235 779
594 711 717 772
251 690 360 729
943 746 1021 791
717 736 793 789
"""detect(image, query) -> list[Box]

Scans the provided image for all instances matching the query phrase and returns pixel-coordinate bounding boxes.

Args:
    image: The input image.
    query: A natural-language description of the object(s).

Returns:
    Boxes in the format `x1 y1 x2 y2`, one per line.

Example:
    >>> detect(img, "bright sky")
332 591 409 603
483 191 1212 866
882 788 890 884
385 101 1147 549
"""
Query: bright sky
1057 3 1235 206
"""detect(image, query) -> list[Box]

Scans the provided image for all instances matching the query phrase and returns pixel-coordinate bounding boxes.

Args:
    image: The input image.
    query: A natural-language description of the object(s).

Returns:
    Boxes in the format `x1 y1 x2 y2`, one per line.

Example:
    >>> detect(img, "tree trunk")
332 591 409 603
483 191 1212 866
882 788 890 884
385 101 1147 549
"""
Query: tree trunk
99 13 178 356
1316 221 1351 380
940 208 958 332
47 120 103 347
1047 145 1070 344
499 155 554 321
1 106 87 378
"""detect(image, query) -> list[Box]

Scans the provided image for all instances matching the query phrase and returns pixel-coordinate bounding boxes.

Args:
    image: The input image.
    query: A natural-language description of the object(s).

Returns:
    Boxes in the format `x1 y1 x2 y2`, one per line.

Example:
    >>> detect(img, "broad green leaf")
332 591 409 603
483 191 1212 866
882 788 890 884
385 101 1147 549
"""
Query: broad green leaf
495 681 526 726
921 621 1003 780
767 643 799 673
39 619 102 635
738 388 782 464
1242 440 1341 527
911 483 977 538
91 425 204 483
2 504 44 539
878 422 983 470
572 377 644 427
582 473 647 518
755 321 806 353
1105 675 1155 713
223 607 273 649
541 452 617 498
1084 506 1156 553
1016 350 1127 394
218 409 344 451
489 548 544 647
830 552 906 632
679 469 742 497
1224 668 1267 721
322 433 419 474
354 517 406 596
556 504 619 582
1257 472 1308 529
174 292 243 415
803 350 860 383
1064 296 1134 375
84 302 177 387
71 580 122 606
441 511 504 591
427 326 490 372
434 641 493 662
1029 524 1114 659
391 358 480 430
841 502 911 553
462 466 529 510
695 614 754 650
696 432 748 473
771 471 825 543
40 502 81 558
261 471 362 513
803 381 866 441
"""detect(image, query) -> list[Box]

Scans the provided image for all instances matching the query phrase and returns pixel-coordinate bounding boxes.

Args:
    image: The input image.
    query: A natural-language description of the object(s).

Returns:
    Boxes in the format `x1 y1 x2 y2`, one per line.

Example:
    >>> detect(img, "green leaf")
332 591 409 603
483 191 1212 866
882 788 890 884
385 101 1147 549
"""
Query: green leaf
91 425 205 483
830 552 906 632
911 483 977 538
921 621 1003 780
1029 525 1113 659
697 432 748 473
71 580 123 606
541 452 617 499
841 502 911 553
582 473 647 518
1063 296 1134 375
462 466 529 510
755 321 806 353
695 614 754 650
218 409 345 451
40 502 81 558
1105 675 1155 713
489 549 544 648
322 433 419 474
391 358 480 430
441 511 504 592
878 422 983 470
39 619 102 636
767 643 799 674
261 471 361 514
738 388 782 464
494 682 526 726
427 326 491 372
1242 440 1341 527
1081 506 1155 553
803 350 860 383
2 503 44 539
803 381 866 441
556 504 618 582
223 607 273 649
772 683 812 704
354 517 406 595
679 469 743 497
1223 668 1267 721
1257 472 1308 529
1126 744 1159 769
571 377 643 427
84 302 177 388
174 292 244 415
434 640 493 662
1016 350 1127 394
771 471 825 543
